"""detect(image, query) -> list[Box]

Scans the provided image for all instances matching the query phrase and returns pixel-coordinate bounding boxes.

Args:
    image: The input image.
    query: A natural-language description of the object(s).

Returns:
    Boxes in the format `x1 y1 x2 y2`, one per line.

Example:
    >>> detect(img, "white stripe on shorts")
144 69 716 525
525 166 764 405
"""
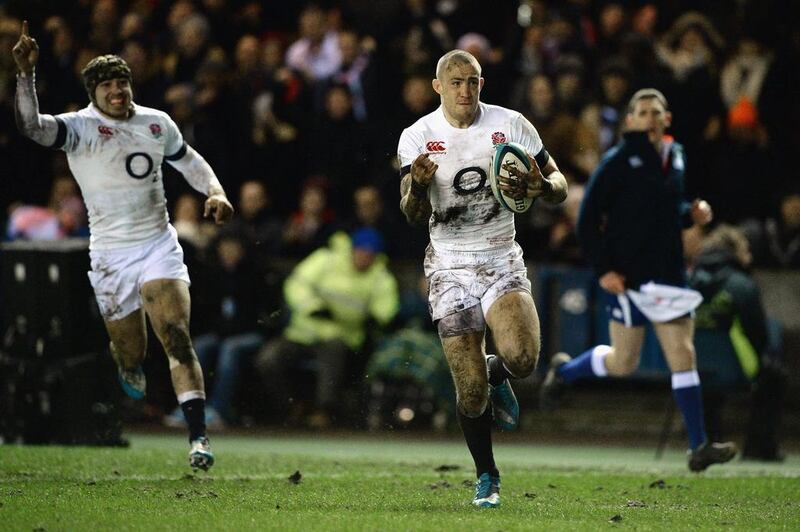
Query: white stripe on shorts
617 293 633 327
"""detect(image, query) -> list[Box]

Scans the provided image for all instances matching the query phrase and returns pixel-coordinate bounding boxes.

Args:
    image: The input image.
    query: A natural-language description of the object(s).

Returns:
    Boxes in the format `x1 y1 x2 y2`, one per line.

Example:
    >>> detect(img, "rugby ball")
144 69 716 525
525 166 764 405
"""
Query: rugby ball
489 142 534 213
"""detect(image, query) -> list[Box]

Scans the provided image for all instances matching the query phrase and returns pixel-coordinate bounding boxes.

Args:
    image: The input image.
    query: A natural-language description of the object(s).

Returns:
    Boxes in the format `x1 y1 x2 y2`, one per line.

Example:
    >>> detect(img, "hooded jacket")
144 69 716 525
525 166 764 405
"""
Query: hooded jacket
282 231 399 351
689 248 768 380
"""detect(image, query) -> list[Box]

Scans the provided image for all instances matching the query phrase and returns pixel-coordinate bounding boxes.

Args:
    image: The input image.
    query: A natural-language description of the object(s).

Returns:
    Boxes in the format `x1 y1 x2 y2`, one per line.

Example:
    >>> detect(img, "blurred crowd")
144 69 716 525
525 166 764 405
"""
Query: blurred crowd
2 0 799 268
0 1 798 429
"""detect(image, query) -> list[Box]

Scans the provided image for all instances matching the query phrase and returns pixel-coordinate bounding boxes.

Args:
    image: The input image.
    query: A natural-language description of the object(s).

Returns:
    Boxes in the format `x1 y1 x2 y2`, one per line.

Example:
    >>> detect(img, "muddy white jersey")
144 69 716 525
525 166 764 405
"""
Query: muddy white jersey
53 102 185 250
398 103 547 252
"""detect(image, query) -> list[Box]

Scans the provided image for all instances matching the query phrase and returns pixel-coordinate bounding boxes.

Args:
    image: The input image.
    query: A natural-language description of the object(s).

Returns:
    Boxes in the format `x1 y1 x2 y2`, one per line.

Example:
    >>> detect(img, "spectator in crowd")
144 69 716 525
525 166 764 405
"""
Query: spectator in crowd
700 97 776 223
280 179 338 258
594 2 627 59
543 182 585 265
720 36 774 128
165 231 268 429
746 191 800 269
119 40 168 109
307 82 371 212
225 180 282 259
330 29 378 122
172 193 216 254
165 13 217 85
255 227 399 428
690 224 785 461
582 58 632 153
521 72 598 180
553 54 588 118
285 3 341 83
347 184 410 259
390 0 452 76
6 175 87 241
37 16 84 112
656 12 724 153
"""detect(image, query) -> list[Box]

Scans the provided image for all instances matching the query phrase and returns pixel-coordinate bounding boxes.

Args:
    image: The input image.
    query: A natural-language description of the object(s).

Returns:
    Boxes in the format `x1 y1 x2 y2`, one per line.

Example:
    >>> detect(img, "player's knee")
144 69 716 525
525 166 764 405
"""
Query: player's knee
502 346 538 378
509 356 537 378
110 339 145 366
161 322 194 365
500 341 539 379
456 382 489 417
611 353 640 376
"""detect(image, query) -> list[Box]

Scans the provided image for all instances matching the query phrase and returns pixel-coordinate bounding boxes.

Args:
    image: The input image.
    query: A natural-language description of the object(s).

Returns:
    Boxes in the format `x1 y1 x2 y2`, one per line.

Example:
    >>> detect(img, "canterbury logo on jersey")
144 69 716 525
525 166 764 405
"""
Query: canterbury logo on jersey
426 141 446 152
98 125 114 136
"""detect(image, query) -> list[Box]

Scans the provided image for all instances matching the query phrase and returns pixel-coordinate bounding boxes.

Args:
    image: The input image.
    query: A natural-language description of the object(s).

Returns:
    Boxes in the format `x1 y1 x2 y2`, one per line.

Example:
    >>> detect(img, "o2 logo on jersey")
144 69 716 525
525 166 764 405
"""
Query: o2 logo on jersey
452 166 486 196
149 123 163 139
125 152 154 180
98 125 114 137
426 141 446 153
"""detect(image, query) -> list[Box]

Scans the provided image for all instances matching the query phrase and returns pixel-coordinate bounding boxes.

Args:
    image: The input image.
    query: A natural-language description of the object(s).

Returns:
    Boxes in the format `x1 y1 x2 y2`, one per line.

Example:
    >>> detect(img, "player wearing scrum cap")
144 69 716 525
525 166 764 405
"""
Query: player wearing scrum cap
398 49 568 508
13 21 233 471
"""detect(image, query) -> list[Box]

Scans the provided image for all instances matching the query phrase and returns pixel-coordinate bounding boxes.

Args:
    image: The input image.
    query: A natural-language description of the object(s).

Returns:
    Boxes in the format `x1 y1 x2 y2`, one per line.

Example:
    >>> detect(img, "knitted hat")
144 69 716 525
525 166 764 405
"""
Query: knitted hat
351 227 385 253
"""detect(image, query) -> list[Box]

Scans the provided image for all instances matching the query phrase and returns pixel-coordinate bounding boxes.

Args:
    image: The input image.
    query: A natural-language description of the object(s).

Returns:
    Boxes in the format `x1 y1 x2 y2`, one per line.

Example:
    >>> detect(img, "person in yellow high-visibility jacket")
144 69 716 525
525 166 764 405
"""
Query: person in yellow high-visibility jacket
256 227 399 427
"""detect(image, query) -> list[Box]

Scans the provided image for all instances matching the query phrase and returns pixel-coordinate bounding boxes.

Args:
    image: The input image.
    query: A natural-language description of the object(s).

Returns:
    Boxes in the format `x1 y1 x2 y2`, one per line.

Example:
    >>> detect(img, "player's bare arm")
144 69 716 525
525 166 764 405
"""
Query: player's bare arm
400 153 436 226
204 187 234 225
166 145 234 224
12 20 59 146
501 154 567 204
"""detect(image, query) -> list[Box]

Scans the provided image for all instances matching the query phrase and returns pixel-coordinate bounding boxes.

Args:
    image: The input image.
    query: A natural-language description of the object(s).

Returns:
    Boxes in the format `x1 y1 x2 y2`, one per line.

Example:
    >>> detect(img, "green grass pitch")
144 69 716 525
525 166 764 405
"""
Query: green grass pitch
1 432 798 530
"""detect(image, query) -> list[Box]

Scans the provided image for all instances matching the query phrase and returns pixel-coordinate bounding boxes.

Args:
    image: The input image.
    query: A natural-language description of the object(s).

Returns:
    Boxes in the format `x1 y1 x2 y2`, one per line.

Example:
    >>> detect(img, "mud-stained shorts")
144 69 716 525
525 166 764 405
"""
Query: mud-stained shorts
423 242 532 322
87 225 190 321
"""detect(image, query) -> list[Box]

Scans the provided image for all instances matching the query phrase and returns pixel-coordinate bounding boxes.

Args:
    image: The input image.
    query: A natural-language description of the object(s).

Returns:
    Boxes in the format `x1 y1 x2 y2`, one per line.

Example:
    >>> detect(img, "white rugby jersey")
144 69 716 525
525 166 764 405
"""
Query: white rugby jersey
398 103 547 252
53 103 185 250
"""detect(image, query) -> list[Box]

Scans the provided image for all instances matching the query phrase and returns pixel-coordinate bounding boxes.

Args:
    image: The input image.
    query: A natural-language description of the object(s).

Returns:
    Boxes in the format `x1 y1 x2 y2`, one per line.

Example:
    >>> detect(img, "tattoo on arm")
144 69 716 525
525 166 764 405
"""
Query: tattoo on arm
541 171 568 204
400 173 432 226
15 73 59 147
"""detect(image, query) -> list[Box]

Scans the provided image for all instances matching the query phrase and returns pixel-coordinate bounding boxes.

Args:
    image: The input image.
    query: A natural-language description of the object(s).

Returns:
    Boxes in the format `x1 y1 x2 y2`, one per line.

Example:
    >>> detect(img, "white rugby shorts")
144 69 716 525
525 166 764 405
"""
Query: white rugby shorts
87 225 190 321
424 242 532 321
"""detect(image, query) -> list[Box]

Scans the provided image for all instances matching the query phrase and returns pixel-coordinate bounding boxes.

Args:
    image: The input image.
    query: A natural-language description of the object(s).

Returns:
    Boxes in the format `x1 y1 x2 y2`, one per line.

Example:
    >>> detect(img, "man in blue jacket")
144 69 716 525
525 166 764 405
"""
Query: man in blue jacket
540 88 737 472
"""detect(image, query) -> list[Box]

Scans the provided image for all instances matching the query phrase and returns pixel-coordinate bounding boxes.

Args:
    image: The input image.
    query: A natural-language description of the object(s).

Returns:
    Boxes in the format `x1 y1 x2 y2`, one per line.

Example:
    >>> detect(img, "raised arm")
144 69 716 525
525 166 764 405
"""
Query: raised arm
399 153 436 226
13 20 60 147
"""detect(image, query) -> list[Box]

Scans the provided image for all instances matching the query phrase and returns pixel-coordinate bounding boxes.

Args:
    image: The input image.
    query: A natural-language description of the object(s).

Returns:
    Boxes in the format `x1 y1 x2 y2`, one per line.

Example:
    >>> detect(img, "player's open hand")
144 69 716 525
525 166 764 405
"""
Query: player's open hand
599 271 626 295
204 194 234 224
502 153 549 200
12 21 39 75
690 199 713 227
411 153 437 187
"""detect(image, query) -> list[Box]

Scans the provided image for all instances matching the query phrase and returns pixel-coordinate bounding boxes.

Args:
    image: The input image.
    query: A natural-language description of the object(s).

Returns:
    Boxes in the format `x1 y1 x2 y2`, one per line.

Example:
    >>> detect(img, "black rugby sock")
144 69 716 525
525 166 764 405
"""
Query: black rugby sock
488 354 513 387
181 398 207 442
458 405 499 478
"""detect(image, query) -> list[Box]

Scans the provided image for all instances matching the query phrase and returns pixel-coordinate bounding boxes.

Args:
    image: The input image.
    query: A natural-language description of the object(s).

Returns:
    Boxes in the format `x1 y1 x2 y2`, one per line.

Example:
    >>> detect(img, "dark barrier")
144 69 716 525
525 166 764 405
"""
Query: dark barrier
0 239 124 445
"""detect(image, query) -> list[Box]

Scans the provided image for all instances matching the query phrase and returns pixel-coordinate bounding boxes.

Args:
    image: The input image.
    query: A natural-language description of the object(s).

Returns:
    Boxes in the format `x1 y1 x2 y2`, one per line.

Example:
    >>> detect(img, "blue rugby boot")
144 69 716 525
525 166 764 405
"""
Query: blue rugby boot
117 366 146 400
110 342 146 400
189 437 215 471
487 355 519 431
472 473 501 508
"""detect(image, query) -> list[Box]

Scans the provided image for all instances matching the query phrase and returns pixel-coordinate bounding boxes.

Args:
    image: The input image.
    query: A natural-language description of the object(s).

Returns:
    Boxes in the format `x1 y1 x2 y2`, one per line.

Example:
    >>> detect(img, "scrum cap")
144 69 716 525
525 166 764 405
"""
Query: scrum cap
81 55 132 100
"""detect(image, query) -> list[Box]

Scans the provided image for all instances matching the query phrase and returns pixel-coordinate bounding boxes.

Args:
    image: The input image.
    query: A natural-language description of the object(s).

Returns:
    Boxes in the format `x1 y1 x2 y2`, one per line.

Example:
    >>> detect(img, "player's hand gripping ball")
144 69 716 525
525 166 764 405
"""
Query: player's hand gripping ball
489 142 534 213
